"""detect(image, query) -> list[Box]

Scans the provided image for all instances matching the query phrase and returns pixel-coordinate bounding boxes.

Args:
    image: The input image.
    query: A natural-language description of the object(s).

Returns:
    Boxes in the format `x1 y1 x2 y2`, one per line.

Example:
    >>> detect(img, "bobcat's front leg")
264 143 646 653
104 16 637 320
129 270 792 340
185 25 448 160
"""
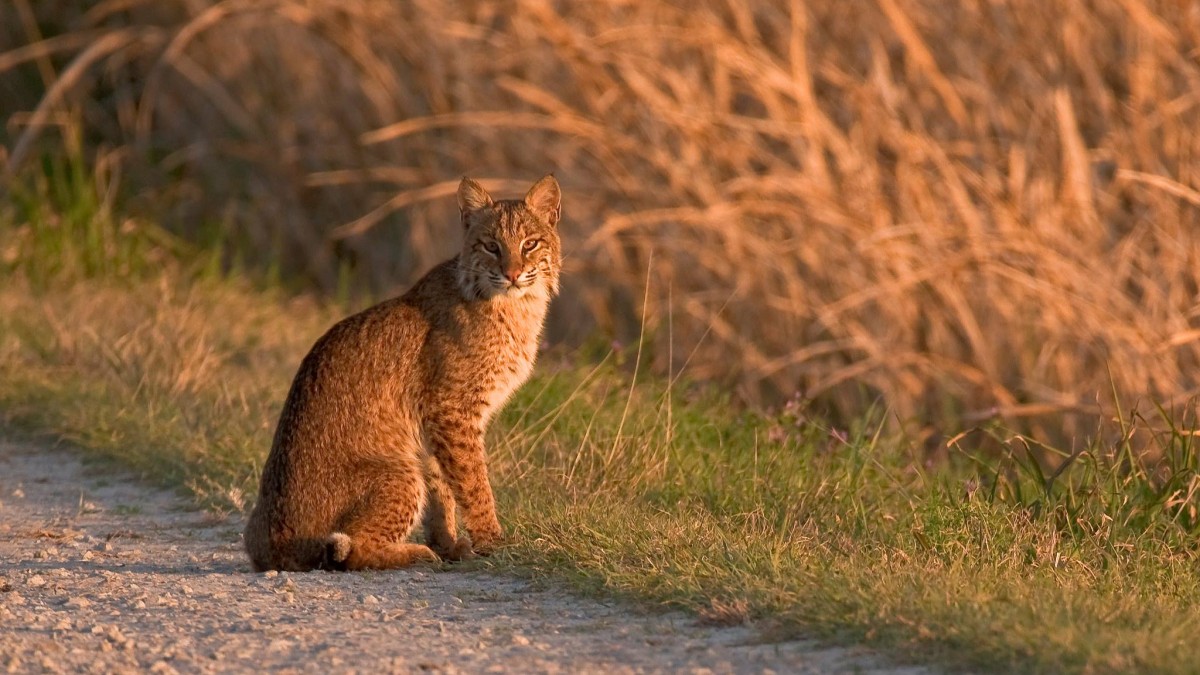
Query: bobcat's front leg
426 418 502 555
422 454 473 561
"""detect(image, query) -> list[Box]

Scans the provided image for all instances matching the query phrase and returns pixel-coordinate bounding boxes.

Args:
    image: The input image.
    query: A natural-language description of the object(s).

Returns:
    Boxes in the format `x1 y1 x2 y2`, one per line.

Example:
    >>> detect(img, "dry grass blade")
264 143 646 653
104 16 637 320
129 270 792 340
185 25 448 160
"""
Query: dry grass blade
1117 170 1200 208
3 0 1200 447
5 29 144 178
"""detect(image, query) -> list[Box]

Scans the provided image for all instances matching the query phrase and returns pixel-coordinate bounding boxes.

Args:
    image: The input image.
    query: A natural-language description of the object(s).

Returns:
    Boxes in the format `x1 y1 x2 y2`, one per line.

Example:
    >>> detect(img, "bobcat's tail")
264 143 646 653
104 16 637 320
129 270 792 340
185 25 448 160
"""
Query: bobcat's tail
274 532 352 571
245 527 353 572
273 534 351 571
324 532 352 568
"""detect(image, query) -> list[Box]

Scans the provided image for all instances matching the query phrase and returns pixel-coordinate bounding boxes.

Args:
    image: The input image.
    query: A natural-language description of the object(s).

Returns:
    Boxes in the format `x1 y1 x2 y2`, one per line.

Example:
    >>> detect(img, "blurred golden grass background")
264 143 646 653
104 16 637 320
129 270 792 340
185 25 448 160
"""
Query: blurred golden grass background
3 0 1199 446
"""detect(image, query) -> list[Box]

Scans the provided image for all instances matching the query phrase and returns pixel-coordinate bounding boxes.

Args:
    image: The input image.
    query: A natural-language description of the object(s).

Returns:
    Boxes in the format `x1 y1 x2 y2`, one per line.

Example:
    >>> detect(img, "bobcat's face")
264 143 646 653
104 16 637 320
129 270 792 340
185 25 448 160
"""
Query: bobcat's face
456 175 562 301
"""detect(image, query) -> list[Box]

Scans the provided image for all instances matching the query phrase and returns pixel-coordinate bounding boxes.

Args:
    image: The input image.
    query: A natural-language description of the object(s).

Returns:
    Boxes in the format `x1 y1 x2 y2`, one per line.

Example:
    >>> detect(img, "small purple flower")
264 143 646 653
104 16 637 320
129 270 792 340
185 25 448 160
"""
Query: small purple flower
767 425 787 444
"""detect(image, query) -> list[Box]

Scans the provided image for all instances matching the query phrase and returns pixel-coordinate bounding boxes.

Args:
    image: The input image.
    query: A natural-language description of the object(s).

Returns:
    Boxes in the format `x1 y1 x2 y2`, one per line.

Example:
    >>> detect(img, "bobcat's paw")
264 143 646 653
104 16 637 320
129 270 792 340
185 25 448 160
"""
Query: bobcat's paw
469 531 508 557
411 544 442 565
432 536 475 563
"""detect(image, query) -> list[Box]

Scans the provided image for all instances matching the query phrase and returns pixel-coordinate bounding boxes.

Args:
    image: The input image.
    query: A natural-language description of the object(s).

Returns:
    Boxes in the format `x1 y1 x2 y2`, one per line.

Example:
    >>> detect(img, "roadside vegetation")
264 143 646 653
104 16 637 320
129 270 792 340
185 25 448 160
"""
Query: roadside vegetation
2 165 1199 674
4 0 1200 446
4 1 1200 672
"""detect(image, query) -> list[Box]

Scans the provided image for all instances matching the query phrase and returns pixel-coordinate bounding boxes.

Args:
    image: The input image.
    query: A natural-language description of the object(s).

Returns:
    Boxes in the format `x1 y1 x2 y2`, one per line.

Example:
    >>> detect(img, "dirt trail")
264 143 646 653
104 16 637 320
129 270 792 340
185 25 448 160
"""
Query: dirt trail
0 440 934 674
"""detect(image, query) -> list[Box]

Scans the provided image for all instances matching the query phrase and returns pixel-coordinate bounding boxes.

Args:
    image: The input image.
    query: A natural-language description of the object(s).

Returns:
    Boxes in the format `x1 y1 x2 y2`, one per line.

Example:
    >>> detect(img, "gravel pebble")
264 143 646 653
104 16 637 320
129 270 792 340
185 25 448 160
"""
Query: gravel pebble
0 441 938 674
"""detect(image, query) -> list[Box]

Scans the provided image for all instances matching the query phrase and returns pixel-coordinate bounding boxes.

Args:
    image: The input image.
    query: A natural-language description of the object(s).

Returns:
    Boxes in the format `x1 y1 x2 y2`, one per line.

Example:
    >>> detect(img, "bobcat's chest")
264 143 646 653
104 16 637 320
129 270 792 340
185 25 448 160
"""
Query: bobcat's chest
481 336 537 423
477 301 543 423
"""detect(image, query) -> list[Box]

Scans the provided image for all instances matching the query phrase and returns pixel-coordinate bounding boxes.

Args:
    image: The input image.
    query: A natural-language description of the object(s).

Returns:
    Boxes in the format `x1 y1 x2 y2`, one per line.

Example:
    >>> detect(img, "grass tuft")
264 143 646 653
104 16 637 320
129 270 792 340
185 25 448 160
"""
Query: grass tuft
2 141 1200 674
5 278 1196 671
4 0 1200 442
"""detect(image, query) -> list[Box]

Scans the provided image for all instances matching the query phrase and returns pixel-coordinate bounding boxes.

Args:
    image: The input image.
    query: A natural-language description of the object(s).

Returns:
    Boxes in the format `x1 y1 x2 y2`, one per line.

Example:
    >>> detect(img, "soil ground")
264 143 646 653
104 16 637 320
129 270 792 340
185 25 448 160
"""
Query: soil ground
0 440 935 674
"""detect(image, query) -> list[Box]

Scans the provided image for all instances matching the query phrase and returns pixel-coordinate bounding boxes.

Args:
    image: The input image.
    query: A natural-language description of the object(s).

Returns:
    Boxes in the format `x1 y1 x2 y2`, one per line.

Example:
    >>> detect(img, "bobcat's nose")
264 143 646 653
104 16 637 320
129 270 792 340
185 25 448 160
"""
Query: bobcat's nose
504 268 522 285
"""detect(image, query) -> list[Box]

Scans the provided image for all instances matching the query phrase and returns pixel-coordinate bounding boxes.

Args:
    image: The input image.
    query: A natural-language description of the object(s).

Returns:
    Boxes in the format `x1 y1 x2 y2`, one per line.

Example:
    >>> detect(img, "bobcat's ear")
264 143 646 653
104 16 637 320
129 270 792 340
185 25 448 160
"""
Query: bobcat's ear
457 177 493 225
524 174 561 228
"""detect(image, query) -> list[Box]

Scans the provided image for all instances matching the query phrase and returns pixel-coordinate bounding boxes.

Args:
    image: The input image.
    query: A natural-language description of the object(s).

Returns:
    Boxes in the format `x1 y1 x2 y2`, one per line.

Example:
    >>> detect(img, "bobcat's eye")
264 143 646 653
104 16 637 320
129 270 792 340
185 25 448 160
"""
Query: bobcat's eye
522 239 540 252
482 241 501 256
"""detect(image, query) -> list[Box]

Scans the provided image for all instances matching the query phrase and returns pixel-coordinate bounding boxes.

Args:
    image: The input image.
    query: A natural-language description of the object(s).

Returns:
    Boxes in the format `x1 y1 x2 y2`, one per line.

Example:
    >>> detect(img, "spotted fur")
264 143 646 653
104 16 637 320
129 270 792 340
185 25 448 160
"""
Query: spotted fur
244 175 562 571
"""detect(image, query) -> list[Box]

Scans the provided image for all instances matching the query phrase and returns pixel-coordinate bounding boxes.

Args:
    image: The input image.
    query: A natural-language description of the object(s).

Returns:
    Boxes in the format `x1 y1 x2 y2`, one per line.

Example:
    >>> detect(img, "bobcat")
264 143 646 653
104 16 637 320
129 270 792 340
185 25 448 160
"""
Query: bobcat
243 175 562 572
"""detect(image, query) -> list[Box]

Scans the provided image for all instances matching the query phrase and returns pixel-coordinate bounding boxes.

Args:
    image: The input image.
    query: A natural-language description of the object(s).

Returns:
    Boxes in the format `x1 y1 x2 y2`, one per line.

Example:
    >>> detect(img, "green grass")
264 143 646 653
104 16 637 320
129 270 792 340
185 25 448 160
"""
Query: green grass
2 177 1199 674
493 365 1200 673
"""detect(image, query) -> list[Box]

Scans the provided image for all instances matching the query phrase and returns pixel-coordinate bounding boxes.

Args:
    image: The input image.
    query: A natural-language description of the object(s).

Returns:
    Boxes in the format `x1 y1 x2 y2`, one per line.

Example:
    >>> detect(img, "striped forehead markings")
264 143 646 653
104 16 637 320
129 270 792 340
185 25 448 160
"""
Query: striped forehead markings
497 202 527 238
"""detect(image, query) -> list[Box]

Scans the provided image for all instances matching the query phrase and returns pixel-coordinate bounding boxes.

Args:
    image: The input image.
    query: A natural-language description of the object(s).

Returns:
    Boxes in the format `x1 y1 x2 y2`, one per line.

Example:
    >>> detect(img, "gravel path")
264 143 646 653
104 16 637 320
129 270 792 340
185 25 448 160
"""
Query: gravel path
0 440 935 674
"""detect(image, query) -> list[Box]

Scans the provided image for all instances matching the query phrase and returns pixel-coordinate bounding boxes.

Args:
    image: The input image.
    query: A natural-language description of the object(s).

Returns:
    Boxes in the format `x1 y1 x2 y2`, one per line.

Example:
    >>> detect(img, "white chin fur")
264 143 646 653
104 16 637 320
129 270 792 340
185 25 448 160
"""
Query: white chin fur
491 281 545 300
497 284 530 298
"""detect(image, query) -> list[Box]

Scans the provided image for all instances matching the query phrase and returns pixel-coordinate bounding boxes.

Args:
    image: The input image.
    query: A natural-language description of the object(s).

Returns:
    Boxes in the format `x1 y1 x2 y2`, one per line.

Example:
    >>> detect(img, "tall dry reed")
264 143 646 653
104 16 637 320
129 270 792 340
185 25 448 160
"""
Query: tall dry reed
3 0 1199 445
